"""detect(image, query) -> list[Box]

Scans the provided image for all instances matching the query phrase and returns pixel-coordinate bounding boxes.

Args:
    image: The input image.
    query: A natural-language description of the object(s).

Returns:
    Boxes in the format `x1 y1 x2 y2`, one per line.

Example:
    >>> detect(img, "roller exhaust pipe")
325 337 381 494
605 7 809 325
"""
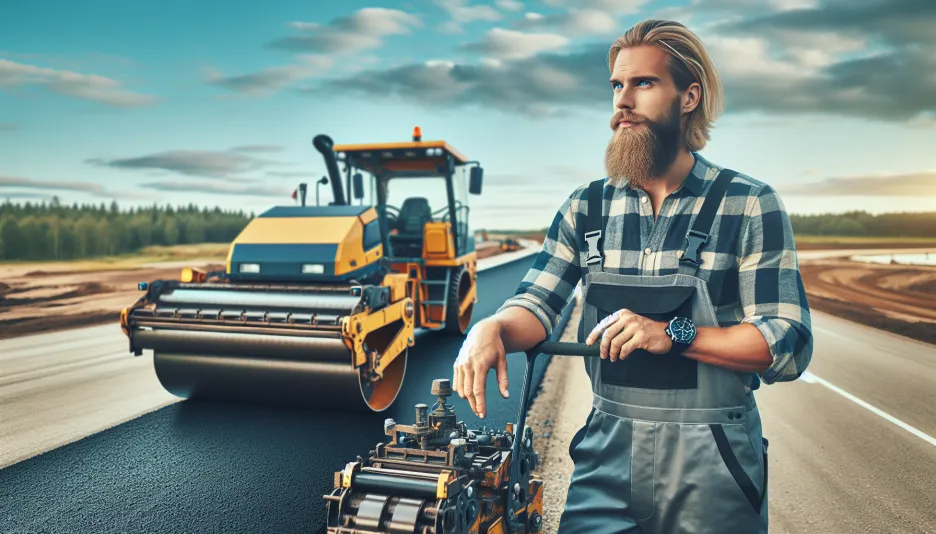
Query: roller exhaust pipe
313 134 346 206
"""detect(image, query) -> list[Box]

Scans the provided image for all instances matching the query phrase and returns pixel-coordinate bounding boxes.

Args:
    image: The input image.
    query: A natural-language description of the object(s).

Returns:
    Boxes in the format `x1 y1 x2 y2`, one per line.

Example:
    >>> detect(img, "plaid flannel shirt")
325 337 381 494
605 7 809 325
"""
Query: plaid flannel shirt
497 152 813 387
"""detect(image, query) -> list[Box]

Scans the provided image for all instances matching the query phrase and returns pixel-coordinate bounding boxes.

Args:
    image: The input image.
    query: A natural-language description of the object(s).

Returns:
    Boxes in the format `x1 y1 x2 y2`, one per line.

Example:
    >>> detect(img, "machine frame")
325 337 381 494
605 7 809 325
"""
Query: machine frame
323 127 485 335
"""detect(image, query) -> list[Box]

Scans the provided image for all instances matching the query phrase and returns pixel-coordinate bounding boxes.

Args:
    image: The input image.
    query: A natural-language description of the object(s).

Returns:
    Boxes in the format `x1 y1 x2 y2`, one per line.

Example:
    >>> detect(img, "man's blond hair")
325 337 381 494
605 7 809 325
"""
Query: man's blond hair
608 20 725 152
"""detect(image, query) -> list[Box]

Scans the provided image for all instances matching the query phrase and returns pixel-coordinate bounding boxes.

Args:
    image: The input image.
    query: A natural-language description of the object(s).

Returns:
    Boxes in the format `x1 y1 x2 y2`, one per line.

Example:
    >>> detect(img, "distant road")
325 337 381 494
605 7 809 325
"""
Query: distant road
798 246 936 260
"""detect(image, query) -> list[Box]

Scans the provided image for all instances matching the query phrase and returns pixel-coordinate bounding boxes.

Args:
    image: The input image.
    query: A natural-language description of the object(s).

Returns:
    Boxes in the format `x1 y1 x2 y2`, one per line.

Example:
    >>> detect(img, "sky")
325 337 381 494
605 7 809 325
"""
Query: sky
1 0 934 230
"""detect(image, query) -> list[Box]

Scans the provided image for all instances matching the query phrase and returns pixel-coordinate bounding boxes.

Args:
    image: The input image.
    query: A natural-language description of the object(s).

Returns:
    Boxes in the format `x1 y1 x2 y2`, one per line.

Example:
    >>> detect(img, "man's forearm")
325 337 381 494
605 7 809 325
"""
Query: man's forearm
678 323 773 374
489 307 548 354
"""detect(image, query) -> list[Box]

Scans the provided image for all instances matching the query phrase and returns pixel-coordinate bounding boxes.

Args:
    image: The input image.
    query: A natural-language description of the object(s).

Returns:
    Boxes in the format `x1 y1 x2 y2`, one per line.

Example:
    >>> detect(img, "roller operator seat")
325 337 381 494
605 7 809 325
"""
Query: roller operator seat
391 197 432 257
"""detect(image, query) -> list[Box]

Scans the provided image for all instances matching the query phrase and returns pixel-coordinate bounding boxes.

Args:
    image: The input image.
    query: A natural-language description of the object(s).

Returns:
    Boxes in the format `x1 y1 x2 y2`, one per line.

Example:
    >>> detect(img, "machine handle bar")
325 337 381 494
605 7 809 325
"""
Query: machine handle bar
525 340 601 358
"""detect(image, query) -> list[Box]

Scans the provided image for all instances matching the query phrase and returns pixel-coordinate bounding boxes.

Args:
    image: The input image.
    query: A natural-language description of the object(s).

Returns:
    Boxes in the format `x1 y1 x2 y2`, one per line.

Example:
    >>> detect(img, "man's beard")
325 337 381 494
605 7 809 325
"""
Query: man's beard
604 98 683 189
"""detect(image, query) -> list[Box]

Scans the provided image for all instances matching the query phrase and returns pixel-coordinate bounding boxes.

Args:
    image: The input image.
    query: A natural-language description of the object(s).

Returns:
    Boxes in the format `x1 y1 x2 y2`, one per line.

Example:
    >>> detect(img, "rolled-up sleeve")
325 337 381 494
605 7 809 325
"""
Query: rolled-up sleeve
495 189 583 337
738 184 814 384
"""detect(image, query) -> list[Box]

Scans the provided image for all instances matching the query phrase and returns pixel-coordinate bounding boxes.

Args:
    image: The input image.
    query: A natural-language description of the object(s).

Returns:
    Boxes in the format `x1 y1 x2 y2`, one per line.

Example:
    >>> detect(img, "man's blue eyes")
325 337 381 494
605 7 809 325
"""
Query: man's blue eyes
612 80 651 90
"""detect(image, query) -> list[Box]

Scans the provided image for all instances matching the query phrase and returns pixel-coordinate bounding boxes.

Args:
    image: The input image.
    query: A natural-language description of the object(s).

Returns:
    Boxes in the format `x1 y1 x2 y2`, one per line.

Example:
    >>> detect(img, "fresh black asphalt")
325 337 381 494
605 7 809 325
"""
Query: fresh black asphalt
0 256 577 534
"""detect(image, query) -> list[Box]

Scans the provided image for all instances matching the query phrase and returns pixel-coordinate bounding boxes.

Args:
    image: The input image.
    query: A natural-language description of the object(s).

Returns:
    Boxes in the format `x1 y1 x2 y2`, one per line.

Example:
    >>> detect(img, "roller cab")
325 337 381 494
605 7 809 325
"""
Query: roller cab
120 127 486 413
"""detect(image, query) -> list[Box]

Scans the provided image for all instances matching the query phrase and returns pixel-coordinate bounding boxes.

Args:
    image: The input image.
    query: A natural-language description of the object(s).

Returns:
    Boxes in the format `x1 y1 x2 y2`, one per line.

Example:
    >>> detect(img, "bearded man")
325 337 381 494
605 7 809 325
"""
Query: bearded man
451 19 814 534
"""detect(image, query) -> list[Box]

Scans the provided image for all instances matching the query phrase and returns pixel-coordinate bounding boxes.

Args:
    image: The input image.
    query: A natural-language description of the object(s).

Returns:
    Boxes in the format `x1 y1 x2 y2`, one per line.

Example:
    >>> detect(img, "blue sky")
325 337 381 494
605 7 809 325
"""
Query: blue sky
1 0 934 230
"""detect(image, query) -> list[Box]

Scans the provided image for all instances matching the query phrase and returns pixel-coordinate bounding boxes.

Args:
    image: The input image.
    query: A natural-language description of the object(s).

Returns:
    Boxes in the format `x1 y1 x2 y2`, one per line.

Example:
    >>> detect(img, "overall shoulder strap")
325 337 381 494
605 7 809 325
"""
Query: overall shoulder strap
679 168 737 271
578 178 606 343
583 178 605 271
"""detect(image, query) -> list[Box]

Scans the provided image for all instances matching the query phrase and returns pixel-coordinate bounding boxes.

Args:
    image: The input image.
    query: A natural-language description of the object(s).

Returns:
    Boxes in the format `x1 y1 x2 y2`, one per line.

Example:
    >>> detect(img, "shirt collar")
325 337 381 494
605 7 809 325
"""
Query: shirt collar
618 152 708 197
678 152 707 197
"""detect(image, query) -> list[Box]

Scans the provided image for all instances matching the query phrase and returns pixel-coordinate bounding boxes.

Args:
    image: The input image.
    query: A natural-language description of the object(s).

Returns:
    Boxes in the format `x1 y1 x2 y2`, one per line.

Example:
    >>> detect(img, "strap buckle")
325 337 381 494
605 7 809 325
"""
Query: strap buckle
584 230 602 265
680 229 708 266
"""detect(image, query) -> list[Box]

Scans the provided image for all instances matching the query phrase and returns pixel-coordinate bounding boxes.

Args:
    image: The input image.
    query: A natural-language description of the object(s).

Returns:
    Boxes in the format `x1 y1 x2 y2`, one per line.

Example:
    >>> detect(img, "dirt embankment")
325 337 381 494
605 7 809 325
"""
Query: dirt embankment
0 263 227 339
797 256 936 346
0 243 513 339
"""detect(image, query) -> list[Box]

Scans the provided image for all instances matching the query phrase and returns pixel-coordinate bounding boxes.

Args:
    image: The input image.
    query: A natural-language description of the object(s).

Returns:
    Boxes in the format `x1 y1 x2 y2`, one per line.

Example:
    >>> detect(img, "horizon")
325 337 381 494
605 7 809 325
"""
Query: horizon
2 0 934 231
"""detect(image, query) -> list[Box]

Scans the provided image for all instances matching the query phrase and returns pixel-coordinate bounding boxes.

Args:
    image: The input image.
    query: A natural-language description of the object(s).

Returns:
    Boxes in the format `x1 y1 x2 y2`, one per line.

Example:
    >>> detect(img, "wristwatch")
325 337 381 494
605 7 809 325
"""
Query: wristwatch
665 316 697 355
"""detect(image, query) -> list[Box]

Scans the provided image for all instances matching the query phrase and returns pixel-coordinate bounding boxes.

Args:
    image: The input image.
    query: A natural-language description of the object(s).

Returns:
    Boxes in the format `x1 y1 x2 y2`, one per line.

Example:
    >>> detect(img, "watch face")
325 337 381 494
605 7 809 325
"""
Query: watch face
670 317 696 343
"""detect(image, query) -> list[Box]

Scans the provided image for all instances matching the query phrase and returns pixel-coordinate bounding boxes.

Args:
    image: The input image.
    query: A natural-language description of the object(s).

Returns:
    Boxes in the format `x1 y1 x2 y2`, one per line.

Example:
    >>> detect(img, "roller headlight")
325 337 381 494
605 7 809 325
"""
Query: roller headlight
302 263 325 274
239 263 260 273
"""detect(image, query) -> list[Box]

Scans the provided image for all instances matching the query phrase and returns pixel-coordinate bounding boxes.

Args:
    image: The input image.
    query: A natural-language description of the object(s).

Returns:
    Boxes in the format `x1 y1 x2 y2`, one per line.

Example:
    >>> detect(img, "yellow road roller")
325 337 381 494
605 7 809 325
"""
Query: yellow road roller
119 127 485 412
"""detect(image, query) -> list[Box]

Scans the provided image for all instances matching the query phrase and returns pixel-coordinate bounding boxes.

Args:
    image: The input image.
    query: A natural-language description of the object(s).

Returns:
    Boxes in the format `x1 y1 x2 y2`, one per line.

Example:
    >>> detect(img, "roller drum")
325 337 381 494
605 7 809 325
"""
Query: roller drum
328 491 440 534
139 330 405 412
350 473 440 500
127 283 408 412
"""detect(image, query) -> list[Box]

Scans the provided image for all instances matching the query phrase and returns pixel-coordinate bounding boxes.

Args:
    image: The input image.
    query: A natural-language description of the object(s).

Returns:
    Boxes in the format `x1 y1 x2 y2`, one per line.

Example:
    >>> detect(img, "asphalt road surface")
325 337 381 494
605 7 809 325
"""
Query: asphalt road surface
756 311 936 534
0 253 572 534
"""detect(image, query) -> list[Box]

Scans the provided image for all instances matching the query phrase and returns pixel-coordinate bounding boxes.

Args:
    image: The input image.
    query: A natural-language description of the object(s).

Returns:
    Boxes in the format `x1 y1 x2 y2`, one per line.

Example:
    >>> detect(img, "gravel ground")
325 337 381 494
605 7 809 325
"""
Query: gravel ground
525 288 592 533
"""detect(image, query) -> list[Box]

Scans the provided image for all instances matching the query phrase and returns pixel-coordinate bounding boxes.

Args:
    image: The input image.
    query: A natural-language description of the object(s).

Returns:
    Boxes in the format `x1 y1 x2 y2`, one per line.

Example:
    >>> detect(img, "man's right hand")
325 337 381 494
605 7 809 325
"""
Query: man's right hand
452 318 509 419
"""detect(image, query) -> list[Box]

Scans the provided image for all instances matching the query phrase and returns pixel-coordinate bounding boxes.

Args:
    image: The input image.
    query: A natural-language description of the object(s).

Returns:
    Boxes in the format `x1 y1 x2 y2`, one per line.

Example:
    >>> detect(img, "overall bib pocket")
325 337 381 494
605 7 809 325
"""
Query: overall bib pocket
709 423 767 514
630 419 656 521
652 419 766 523
585 284 697 389
568 407 596 463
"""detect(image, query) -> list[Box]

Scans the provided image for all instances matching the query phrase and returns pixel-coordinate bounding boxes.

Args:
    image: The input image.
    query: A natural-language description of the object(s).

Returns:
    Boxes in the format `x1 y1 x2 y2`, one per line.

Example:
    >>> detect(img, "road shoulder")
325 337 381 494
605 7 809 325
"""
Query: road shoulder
526 288 591 533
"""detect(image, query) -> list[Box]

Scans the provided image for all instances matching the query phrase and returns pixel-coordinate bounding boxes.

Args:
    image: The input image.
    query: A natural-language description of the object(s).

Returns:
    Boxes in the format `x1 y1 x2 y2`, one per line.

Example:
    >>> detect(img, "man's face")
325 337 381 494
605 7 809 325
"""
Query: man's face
604 44 685 189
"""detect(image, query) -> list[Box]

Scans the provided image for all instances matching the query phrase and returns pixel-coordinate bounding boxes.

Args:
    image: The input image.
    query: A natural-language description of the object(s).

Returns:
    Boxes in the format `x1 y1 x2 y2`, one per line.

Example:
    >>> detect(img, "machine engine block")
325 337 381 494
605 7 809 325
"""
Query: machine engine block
323 378 544 534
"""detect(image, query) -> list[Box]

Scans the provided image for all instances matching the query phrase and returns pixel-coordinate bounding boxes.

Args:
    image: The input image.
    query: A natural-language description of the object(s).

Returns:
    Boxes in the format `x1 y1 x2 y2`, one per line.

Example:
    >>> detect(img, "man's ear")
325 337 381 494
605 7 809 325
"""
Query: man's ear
682 82 702 114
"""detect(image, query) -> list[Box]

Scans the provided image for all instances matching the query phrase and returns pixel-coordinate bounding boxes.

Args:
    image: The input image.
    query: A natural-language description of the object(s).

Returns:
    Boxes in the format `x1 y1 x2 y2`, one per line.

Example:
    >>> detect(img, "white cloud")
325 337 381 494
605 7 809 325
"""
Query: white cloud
0 59 158 107
436 20 466 34
703 35 808 79
0 175 108 194
776 171 936 197
516 8 618 36
434 0 503 33
497 0 524 11
540 0 648 15
435 0 502 22
463 28 570 60
139 181 292 197
269 8 423 53
86 147 291 180
769 0 819 11
204 54 333 96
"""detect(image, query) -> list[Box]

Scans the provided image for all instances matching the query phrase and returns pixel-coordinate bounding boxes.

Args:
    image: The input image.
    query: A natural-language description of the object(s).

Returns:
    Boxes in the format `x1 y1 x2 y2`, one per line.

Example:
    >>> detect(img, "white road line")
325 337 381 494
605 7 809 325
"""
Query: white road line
800 371 936 448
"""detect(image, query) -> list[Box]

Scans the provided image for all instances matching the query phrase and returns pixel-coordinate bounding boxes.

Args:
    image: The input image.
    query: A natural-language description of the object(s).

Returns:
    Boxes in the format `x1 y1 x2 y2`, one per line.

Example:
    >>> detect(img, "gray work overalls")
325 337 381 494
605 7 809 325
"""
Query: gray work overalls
558 169 770 534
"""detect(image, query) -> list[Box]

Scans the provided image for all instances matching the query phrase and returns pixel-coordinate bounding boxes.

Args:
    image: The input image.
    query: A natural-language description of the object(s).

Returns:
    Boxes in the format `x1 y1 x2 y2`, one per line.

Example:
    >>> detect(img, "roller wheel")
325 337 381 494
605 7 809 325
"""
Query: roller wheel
443 266 474 335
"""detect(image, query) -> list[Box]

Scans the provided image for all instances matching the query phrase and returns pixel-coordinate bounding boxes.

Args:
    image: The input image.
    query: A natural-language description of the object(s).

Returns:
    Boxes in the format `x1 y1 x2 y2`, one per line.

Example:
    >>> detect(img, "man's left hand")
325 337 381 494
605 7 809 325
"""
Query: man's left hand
585 309 673 361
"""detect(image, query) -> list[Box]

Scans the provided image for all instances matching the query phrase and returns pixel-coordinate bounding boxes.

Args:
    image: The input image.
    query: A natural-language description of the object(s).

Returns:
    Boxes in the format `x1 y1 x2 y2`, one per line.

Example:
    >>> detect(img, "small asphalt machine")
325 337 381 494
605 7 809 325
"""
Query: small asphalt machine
322 341 601 534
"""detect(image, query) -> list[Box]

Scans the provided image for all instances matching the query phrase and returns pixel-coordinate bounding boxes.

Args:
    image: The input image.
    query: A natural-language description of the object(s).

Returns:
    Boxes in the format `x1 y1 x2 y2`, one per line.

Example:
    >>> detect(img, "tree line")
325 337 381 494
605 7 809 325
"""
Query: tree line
1 198 934 262
788 211 936 237
0 197 252 261
493 211 936 241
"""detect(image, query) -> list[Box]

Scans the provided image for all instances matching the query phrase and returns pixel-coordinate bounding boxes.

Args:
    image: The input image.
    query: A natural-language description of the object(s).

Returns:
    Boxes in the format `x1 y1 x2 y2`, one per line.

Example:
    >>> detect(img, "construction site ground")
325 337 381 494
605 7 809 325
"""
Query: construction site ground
0 241 509 339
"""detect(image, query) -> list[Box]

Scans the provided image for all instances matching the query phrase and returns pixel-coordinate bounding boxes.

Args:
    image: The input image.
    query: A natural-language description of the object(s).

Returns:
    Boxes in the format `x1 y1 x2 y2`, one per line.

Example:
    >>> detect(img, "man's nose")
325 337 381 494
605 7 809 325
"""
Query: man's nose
614 87 635 110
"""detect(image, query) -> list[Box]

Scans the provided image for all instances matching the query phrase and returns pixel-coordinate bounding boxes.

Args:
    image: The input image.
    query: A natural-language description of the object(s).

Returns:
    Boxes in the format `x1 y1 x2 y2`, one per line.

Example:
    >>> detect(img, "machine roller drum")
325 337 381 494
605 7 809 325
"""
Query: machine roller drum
142 329 406 412
326 491 440 534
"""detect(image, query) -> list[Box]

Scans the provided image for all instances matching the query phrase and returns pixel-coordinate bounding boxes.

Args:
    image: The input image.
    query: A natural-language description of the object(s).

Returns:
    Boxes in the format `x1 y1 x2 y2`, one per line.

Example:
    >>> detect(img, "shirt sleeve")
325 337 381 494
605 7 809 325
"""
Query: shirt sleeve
737 183 814 384
495 188 584 337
